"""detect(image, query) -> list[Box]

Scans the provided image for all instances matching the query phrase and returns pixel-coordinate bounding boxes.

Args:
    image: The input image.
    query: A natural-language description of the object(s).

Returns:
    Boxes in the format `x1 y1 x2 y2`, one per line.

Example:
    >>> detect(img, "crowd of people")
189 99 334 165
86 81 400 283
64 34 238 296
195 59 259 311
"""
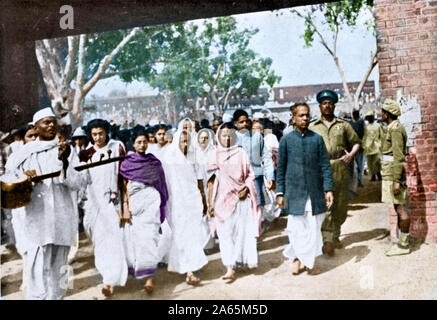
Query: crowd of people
0 89 410 300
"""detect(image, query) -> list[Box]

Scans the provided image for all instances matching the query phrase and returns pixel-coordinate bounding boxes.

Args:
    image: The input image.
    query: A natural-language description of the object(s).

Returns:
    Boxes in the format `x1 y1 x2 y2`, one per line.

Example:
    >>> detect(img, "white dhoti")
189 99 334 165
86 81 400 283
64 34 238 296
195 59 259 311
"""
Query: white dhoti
216 198 258 269
83 201 127 286
283 198 325 269
123 184 161 279
25 244 70 300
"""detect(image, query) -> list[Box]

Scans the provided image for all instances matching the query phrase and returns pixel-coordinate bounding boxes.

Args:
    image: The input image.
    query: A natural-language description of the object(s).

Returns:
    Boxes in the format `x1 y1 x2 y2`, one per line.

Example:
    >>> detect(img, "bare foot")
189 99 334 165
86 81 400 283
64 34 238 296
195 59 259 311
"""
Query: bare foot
144 277 155 294
291 259 302 275
101 284 113 297
186 272 200 286
221 269 236 283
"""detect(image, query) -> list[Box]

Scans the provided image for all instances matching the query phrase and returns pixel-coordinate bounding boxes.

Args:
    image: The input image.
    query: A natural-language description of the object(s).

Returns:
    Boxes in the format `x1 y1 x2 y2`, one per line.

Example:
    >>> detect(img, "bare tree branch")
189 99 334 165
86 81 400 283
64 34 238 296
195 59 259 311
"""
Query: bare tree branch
72 34 87 124
63 36 79 91
35 40 58 95
42 39 64 77
354 49 378 109
82 27 141 96
99 57 176 80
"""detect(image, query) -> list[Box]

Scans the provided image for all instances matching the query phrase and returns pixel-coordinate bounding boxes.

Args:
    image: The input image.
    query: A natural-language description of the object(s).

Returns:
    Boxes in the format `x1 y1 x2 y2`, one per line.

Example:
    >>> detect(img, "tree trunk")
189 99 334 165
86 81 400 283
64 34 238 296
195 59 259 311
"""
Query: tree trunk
354 50 378 110
209 90 221 115
163 90 173 124
71 34 87 128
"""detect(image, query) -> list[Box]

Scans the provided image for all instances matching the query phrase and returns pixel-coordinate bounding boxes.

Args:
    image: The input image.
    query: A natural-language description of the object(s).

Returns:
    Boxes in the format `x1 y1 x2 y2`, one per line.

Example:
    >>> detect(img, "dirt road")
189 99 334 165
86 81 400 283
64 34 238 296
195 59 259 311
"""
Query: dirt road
2 175 437 300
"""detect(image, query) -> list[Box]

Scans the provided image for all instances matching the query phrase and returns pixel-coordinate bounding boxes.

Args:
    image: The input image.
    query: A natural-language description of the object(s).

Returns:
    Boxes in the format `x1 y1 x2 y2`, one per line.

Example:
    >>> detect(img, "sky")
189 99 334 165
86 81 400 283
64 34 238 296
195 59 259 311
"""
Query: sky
88 6 379 99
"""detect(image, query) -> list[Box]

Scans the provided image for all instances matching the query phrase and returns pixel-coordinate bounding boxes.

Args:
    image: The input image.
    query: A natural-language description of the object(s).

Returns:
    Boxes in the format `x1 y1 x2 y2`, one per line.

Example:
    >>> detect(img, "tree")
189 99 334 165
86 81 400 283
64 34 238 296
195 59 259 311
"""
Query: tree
292 0 377 111
36 24 184 127
150 17 281 116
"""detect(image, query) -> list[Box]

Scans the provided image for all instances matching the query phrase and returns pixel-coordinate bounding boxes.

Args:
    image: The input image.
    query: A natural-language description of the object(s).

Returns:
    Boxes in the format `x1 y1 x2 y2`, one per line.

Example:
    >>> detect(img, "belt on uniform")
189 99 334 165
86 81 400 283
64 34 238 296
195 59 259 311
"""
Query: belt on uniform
381 155 394 162
329 150 346 160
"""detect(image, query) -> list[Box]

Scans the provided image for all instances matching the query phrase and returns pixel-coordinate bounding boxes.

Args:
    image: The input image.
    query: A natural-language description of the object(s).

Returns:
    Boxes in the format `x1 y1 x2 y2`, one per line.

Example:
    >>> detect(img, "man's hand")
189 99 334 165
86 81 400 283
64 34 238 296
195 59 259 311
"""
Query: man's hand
58 140 71 161
238 186 249 200
24 169 37 179
324 191 334 210
392 182 401 195
276 195 285 209
339 150 354 164
267 180 276 192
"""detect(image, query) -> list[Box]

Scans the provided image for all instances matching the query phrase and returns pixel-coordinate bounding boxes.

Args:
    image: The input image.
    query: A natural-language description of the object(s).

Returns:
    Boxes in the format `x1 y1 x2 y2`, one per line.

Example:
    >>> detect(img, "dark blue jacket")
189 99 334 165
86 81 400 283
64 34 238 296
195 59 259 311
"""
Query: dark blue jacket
276 129 333 216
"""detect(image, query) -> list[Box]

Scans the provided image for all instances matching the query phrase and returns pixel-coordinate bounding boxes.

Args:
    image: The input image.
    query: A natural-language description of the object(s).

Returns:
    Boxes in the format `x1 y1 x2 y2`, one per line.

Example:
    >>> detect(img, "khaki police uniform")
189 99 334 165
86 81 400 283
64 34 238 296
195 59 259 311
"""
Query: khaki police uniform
363 122 384 176
309 117 361 243
380 119 407 204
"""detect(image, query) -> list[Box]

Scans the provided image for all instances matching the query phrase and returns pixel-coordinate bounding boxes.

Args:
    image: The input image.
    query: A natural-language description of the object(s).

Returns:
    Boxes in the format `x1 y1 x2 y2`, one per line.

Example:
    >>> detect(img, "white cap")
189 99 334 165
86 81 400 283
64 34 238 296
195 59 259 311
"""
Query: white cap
223 113 233 123
149 119 159 126
72 127 87 138
32 107 56 124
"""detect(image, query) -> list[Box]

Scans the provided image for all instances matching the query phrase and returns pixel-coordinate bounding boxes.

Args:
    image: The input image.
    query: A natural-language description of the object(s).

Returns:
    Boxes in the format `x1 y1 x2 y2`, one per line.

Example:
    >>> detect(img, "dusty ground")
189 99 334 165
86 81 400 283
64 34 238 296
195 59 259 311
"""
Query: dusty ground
2 174 437 300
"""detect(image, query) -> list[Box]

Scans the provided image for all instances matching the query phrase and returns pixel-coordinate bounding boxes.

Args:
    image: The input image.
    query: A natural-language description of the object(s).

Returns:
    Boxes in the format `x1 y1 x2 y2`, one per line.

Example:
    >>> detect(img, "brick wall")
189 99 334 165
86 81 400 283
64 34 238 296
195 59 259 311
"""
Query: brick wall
375 0 437 243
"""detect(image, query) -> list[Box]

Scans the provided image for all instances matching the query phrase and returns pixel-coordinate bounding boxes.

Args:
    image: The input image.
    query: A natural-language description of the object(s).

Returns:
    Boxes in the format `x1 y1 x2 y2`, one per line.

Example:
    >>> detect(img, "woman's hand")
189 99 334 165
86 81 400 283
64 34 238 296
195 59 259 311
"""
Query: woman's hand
207 206 215 218
119 201 132 227
238 186 249 200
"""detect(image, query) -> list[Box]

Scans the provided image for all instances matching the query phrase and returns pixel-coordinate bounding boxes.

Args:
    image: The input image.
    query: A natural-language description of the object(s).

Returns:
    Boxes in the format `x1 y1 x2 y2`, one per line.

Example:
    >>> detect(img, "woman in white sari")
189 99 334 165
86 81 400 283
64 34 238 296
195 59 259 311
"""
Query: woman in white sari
206 123 261 282
195 128 217 250
161 123 208 286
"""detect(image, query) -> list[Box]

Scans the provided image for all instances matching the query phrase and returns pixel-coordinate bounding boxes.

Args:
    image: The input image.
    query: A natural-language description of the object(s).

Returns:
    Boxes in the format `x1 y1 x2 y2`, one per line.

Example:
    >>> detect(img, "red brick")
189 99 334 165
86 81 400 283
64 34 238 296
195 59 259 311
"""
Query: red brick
408 63 421 71
385 20 394 28
406 17 418 25
407 33 419 41
419 32 430 40
422 7 437 16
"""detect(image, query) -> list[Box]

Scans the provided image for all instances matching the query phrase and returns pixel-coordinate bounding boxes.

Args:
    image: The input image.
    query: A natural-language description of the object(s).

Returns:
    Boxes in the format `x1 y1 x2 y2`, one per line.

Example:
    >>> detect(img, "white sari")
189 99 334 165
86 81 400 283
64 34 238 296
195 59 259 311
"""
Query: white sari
123 182 161 278
195 128 217 250
161 128 208 274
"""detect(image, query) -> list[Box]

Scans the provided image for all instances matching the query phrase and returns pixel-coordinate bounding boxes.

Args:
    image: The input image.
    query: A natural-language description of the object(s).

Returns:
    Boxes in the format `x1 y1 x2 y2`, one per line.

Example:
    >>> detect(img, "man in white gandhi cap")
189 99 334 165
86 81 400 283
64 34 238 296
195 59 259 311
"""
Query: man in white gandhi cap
5 107 86 299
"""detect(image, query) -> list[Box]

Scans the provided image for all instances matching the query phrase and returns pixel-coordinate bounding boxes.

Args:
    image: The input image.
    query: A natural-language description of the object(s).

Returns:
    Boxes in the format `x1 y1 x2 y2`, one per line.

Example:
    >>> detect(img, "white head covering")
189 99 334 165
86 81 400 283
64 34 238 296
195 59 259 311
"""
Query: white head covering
196 128 216 152
32 107 56 124
195 128 216 166
222 113 233 123
72 127 87 138
253 112 264 119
